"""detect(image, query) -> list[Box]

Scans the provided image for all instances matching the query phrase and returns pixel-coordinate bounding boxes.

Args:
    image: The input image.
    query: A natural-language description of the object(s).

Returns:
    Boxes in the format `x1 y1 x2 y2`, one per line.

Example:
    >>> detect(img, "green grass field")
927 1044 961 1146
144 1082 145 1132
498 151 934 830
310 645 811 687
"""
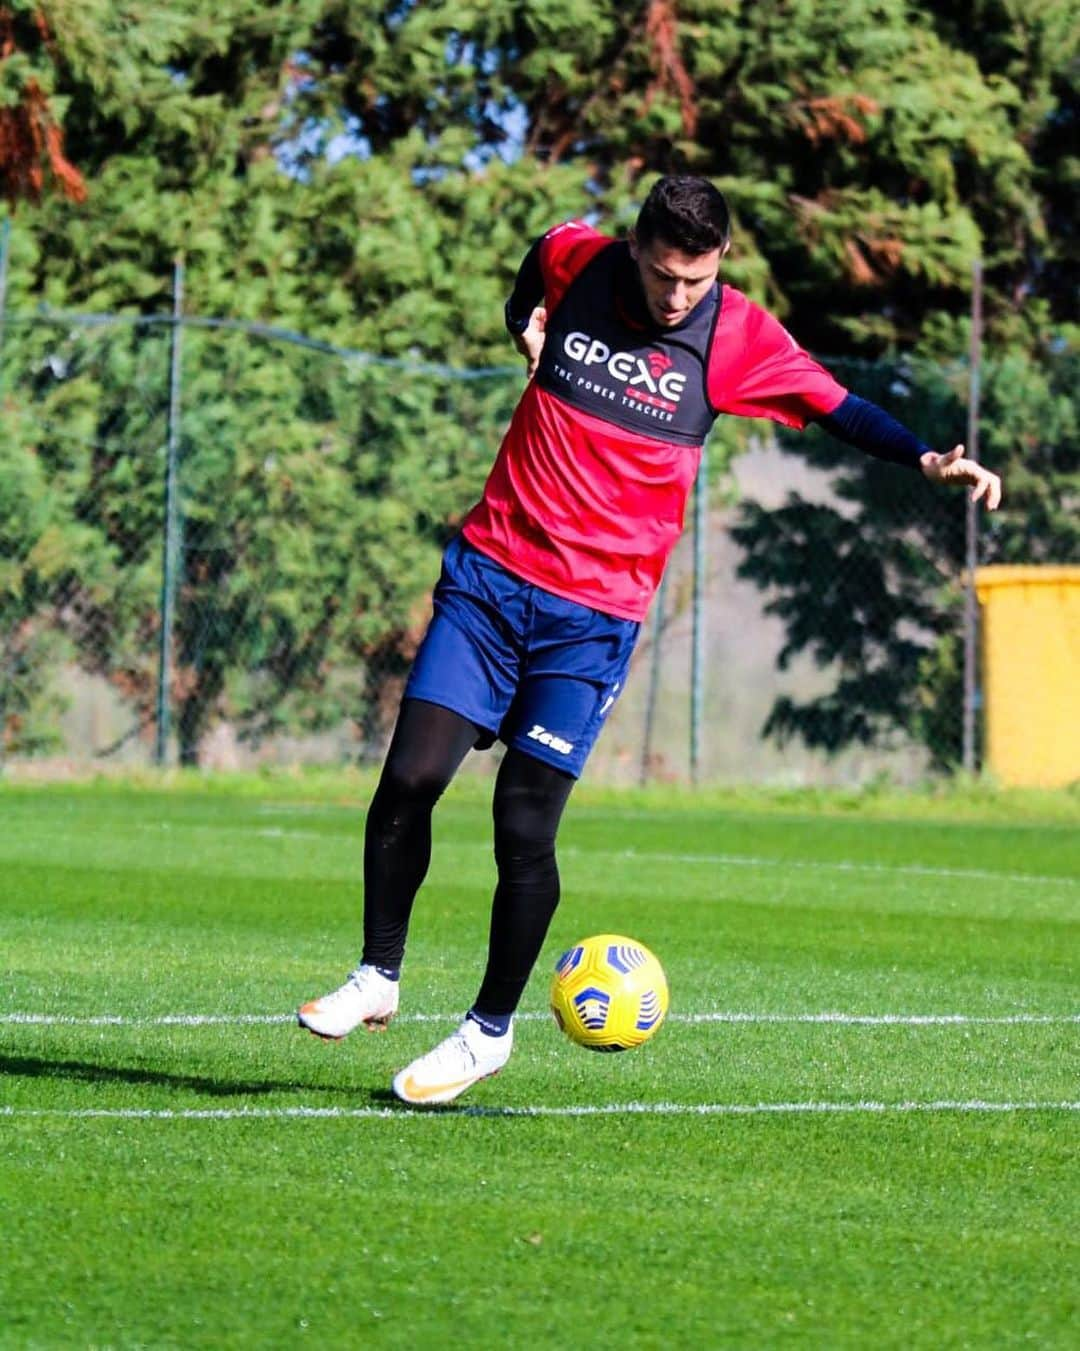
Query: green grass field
2 776 1078 1348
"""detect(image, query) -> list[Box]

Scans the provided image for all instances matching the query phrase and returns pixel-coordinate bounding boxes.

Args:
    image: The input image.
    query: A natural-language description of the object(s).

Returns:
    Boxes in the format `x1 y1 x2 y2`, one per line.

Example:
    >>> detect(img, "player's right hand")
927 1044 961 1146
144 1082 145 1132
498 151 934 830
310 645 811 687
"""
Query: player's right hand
513 306 547 380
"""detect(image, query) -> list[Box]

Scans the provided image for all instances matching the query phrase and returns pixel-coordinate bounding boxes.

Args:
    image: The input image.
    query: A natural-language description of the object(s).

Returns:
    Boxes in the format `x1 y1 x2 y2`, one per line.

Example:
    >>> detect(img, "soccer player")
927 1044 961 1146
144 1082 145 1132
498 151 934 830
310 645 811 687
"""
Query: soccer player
298 176 1002 1105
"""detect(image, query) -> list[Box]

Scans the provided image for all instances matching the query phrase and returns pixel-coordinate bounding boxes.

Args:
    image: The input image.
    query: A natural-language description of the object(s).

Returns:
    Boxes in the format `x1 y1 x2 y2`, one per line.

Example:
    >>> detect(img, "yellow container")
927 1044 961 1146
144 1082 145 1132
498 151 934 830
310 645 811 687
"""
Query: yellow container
975 565 1080 787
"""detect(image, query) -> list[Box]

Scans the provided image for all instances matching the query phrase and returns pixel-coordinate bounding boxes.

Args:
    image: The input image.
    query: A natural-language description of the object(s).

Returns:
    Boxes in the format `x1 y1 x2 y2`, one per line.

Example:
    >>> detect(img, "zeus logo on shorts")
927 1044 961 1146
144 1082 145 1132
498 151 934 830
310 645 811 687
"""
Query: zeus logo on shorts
527 724 574 755
563 331 687 403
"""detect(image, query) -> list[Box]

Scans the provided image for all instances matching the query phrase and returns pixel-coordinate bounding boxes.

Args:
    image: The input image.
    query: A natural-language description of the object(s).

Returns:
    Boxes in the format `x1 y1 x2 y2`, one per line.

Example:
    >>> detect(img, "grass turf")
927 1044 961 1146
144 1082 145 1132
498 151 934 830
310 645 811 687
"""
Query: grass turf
1 779 1077 1347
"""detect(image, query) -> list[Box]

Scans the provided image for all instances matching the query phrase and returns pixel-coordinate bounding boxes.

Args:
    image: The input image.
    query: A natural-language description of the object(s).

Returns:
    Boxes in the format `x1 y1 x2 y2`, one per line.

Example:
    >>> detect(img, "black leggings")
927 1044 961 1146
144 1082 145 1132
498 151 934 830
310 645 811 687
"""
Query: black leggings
361 699 576 1015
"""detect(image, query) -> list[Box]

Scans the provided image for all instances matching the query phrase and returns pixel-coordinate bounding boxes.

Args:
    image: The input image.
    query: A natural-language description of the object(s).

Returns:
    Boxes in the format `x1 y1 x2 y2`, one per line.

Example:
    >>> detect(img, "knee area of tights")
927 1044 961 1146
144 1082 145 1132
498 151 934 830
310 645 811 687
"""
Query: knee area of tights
376 769 447 809
493 835 557 868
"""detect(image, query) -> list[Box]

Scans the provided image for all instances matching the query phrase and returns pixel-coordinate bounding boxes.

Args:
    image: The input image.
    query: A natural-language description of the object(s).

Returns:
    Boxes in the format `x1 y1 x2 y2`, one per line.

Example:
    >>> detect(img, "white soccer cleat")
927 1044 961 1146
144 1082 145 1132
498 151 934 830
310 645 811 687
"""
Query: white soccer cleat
392 1017 513 1106
297 965 399 1040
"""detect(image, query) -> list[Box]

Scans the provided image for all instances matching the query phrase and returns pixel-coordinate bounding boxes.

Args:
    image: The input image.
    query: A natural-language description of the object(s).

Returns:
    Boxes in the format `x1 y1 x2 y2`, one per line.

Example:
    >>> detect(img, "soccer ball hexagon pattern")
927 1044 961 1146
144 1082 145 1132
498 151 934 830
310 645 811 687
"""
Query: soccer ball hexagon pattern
549 933 669 1052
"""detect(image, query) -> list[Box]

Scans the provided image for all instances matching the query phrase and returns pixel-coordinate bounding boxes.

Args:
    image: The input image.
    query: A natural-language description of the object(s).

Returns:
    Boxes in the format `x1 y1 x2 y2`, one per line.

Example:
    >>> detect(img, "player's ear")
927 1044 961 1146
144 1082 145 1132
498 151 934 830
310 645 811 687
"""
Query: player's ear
721 239 731 260
627 229 639 261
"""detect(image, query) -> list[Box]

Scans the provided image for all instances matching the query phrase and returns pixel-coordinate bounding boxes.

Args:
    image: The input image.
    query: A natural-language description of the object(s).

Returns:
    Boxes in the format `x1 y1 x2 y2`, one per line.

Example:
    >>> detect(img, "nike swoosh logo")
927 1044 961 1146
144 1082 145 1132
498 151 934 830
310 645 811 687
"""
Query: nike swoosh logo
397 1072 481 1103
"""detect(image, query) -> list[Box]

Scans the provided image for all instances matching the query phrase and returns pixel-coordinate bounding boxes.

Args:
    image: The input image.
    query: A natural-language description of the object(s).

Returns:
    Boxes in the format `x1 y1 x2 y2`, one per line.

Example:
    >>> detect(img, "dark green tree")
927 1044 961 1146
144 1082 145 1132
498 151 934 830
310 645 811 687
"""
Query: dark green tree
4 0 1076 769
3 2 580 762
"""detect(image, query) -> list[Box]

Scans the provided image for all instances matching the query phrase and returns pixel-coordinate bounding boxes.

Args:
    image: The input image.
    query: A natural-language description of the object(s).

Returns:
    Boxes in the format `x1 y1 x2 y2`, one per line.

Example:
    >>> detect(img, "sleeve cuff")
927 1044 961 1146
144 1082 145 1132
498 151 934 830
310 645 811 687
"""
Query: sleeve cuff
504 300 532 336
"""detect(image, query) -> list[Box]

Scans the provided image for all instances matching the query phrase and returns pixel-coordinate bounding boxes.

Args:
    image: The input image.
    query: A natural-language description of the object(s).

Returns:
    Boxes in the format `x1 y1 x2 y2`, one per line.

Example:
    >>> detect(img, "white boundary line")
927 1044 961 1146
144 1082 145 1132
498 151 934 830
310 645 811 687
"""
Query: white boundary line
596 849 1080 889
3 1011 1078 1028
265 834 1075 889
97 822 1080 888
2 1100 1077 1121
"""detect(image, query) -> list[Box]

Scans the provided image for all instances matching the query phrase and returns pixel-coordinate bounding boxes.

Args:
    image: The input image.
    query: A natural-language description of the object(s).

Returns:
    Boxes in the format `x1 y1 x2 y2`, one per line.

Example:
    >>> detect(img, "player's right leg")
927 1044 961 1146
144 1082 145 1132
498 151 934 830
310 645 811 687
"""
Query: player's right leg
297 963 400 1040
297 699 481 1039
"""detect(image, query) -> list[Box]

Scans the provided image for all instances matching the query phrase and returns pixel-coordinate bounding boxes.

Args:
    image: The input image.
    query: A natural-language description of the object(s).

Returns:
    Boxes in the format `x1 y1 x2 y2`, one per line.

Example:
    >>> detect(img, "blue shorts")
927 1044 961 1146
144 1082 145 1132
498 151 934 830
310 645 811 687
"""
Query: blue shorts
404 535 640 778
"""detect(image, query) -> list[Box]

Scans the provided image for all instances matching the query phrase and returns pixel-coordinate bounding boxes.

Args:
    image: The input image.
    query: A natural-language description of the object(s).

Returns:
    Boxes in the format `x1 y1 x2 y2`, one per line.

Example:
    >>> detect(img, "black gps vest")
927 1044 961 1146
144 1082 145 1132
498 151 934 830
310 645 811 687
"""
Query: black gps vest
535 241 720 447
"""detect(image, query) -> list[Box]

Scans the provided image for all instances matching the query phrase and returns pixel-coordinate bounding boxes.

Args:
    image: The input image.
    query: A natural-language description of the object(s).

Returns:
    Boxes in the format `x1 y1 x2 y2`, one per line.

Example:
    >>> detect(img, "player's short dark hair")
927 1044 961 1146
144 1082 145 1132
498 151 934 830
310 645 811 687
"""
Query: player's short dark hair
634 175 731 254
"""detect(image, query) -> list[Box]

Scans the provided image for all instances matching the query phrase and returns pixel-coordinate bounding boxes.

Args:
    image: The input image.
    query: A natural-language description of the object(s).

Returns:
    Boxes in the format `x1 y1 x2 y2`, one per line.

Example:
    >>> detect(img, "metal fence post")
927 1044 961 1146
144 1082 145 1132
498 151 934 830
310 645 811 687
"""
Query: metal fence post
962 258 983 774
155 258 185 766
690 441 707 783
640 572 669 785
0 218 11 402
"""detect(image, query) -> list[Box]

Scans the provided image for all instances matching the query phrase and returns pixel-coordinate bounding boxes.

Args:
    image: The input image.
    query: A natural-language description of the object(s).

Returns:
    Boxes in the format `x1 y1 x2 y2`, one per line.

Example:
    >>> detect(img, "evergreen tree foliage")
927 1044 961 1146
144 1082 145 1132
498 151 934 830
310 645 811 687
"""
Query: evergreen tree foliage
0 1 1075 765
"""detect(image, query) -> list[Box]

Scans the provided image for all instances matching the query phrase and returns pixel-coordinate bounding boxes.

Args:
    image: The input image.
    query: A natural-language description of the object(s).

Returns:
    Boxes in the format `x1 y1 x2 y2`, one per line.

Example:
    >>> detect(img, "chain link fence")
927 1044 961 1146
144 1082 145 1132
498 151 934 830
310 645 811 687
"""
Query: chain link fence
1 284 1010 786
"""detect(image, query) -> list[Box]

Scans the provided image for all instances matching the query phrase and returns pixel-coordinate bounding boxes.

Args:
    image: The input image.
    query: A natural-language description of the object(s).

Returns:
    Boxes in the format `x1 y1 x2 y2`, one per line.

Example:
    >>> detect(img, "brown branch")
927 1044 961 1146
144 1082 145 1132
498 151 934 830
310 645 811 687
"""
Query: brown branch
794 93 879 147
0 7 87 204
643 0 698 138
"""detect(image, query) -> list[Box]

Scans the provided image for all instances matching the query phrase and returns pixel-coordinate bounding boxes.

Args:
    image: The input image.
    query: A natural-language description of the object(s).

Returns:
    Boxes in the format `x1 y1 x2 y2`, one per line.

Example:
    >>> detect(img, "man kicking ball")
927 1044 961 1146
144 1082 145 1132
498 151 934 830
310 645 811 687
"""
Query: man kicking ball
298 175 1001 1106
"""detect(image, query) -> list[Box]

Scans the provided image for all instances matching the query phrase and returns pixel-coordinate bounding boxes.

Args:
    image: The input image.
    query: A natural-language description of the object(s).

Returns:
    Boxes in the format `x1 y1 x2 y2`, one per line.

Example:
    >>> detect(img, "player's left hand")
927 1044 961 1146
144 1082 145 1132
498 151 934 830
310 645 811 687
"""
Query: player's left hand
919 445 1002 510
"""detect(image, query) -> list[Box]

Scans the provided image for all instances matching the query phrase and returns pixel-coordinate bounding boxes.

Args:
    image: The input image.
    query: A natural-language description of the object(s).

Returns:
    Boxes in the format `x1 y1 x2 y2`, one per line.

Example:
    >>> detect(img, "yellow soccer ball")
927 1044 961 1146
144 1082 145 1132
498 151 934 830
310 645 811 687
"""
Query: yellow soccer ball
550 933 669 1052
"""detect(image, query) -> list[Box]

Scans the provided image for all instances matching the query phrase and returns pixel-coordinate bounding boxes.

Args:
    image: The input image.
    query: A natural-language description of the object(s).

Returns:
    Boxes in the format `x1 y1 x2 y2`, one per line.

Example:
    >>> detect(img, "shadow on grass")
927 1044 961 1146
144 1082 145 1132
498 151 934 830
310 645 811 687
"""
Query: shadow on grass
0 1052 331 1098
366 1086 518 1116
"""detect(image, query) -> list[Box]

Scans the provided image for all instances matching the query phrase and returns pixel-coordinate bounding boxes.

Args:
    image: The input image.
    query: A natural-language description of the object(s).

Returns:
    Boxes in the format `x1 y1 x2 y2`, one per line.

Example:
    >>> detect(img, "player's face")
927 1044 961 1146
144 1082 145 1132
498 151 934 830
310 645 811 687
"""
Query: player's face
629 234 727 327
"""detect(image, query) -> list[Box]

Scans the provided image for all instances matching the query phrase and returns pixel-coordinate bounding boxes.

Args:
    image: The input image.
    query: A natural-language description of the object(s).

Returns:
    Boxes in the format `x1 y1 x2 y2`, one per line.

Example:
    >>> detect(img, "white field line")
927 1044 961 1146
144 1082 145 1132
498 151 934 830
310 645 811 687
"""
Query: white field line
1 1100 1077 1122
3 1011 1078 1028
596 848 1080 889
132 823 1080 888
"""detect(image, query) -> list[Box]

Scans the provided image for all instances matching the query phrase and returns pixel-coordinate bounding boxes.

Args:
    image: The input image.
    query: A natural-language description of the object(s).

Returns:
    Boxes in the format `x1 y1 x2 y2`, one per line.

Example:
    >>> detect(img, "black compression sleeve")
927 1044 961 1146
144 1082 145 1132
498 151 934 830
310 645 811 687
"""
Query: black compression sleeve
816 392 929 471
504 237 545 334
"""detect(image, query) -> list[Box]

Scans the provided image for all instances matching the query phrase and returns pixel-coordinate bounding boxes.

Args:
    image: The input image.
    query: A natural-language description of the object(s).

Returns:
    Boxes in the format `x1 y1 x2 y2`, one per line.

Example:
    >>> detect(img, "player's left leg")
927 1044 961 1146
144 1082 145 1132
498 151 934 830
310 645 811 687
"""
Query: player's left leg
392 589 639 1105
391 751 574 1105
476 749 576 1017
